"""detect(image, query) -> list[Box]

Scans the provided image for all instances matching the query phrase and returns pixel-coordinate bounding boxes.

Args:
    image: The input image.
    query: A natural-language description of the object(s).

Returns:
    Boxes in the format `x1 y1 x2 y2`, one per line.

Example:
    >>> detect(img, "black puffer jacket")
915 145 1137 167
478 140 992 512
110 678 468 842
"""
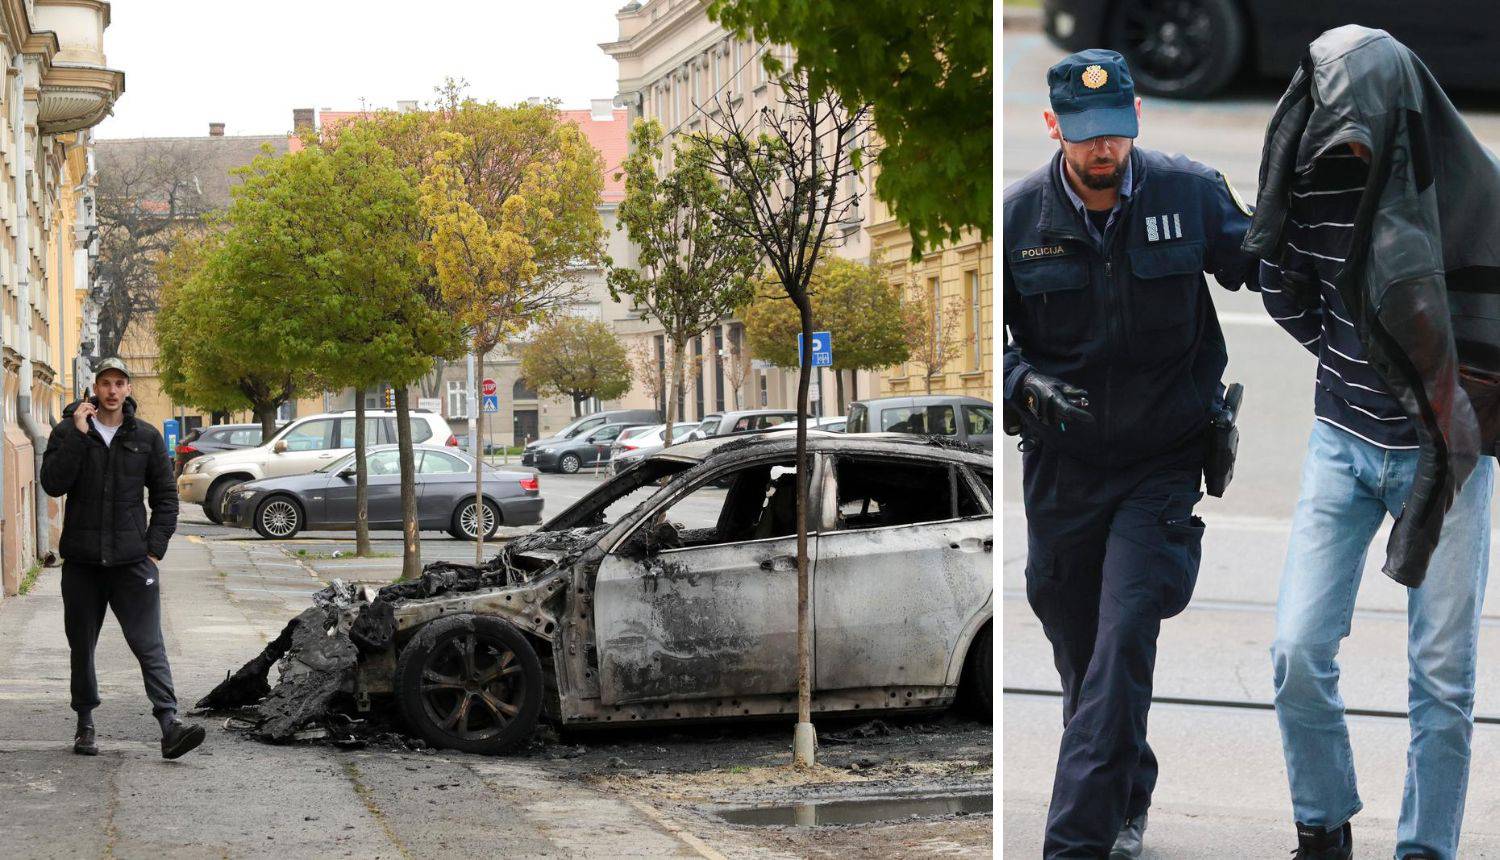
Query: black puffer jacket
1244 25 1500 587
40 397 178 565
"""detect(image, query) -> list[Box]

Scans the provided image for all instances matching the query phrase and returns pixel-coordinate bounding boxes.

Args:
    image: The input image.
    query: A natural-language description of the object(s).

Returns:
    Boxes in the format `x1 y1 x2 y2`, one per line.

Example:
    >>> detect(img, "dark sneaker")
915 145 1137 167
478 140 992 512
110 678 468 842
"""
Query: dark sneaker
160 721 205 760
73 725 97 756
1110 813 1147 859
1293 821 1352 860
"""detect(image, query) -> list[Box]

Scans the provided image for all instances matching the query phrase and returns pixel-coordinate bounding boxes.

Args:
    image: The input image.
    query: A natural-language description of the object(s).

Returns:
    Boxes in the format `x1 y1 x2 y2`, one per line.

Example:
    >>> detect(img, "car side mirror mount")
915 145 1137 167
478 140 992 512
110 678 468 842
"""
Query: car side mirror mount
273 440 288 454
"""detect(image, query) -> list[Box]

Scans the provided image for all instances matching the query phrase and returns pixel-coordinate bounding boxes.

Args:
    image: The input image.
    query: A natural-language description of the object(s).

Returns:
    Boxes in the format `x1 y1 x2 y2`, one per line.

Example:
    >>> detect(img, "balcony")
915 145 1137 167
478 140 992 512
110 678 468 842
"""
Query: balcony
32 0 124 134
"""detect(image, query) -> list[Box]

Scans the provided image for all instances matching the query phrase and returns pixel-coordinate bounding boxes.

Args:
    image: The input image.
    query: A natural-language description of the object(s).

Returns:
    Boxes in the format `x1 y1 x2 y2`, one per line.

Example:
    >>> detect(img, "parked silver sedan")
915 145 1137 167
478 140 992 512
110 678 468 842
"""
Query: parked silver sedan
222 444 542 540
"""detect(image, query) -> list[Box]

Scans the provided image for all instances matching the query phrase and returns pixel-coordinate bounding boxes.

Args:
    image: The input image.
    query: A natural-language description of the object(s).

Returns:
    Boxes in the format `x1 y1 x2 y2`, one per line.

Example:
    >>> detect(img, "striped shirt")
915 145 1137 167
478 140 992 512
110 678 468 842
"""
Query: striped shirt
1261 150 1418 450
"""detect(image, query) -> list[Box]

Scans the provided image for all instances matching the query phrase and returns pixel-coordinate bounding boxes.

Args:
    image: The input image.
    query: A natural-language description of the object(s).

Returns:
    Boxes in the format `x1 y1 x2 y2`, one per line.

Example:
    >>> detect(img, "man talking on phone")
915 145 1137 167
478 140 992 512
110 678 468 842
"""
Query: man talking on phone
40 357 204 759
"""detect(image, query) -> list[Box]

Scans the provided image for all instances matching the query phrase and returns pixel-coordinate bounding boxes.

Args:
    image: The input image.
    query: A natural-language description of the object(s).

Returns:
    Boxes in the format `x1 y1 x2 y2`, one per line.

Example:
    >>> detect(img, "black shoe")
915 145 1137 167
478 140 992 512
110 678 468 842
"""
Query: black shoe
1110 813 1147 859
1293 821 1352 859
73 725 97 756
160 721 205 760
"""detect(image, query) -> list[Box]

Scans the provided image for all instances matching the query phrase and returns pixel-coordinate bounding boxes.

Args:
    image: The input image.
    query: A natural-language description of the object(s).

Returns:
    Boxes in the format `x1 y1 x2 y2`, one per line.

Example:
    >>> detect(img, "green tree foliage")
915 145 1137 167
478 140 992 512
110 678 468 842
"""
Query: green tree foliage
741 258 909 408
517 316 632 417
156 224 319 439
608 118 760 445
707 0 991 252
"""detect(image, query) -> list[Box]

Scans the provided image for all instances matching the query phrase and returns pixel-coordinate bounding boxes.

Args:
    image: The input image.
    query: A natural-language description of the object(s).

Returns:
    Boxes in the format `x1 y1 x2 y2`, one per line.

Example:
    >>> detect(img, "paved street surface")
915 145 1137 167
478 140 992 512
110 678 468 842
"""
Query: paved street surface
0 471 991 858
1003 19 1500 857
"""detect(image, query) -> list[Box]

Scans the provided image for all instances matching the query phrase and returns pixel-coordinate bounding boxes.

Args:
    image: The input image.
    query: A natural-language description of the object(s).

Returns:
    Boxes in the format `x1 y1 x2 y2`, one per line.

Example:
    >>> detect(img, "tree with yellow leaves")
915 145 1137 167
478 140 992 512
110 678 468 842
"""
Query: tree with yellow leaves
418 96 606 562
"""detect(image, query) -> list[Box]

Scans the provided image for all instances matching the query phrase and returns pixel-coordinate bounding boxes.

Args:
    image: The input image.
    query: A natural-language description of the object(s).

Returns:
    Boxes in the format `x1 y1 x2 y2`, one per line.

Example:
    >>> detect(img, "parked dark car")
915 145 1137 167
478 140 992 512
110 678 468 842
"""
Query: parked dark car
1041 1 1500 99
174 424 270 477
529 422 650 474
847 395 993 452
521 409 660 467
222 444 542 540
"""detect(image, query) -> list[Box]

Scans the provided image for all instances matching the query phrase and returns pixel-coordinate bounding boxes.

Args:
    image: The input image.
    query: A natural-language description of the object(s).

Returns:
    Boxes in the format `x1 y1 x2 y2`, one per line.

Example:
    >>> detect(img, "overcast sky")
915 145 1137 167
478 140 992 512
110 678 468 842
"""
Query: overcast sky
94 1 626 140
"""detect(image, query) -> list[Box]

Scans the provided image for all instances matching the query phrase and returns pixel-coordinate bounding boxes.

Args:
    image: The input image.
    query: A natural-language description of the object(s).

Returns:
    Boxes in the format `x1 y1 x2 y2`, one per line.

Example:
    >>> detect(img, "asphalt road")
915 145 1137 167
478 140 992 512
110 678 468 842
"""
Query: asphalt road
1003 24 1500 857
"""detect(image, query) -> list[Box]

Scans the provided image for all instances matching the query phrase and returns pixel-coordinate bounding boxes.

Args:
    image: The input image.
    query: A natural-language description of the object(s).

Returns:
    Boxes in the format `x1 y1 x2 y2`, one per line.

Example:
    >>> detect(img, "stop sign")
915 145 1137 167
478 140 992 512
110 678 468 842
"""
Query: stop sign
482 378 497 397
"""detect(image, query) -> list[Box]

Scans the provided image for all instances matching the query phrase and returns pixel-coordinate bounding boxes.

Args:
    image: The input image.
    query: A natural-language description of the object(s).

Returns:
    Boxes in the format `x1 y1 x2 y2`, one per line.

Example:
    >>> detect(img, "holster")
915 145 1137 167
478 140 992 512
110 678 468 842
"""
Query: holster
1205 383 1243 498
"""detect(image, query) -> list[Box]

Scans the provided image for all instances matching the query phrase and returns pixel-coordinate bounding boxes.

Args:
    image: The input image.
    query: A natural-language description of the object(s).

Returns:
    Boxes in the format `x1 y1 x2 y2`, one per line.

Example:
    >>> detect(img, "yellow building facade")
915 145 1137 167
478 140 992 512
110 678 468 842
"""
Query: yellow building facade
0 0 124 596
868 179 994 400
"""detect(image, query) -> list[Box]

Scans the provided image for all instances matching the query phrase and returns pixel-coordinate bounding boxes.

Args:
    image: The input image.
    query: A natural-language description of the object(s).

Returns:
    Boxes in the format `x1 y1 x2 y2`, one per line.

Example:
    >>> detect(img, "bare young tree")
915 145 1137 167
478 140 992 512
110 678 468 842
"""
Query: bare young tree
94 140 215 358
693 70 872 766
901 282 964 394
719 327 753 411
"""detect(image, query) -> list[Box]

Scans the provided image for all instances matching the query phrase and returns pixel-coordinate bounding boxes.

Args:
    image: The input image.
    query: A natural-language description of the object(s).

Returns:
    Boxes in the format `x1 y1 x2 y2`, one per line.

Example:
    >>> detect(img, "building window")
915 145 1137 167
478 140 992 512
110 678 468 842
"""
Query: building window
713 326 726 413
446 379 467 418
759 372 768 406
694 335 705 421
924 273 936 370
277 400 297 422
655 334 667 417
513 377 537 400
966 269 982 371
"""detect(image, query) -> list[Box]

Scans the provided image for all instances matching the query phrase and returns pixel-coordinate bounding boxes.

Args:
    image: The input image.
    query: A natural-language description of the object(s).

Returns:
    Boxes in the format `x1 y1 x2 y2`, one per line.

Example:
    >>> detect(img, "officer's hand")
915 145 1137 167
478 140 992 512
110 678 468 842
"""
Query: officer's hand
73 401 96 435
1020 371 1095 430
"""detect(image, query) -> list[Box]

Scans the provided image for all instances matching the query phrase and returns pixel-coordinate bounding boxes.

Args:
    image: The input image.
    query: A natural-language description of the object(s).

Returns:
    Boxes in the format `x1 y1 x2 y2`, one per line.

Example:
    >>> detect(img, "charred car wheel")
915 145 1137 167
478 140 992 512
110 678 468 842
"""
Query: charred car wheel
450 498 500 541
395 614 543 754
254 495 303 540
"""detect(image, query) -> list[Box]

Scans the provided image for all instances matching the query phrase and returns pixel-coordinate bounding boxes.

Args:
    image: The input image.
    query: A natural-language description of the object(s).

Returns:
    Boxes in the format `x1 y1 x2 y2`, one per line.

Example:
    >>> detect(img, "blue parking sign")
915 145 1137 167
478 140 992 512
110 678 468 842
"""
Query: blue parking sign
798 331 833 367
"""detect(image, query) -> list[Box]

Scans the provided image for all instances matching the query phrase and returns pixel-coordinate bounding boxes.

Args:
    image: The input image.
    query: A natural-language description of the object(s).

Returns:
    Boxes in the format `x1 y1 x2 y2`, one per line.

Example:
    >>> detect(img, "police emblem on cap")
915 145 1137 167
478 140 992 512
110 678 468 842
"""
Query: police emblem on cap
1082 65 1108 89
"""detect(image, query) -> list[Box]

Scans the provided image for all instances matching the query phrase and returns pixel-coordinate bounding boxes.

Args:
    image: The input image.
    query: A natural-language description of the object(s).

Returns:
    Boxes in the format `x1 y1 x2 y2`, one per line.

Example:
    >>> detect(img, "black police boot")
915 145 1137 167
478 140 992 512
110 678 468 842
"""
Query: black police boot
160 720 205 760
1293 821 1352 859
1109 813 1147 859
73 724 97 756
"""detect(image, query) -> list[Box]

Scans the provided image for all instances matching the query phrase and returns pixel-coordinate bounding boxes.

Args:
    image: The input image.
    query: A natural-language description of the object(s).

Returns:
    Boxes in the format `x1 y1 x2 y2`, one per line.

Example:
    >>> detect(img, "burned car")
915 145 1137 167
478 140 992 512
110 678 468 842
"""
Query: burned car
204 432 994 754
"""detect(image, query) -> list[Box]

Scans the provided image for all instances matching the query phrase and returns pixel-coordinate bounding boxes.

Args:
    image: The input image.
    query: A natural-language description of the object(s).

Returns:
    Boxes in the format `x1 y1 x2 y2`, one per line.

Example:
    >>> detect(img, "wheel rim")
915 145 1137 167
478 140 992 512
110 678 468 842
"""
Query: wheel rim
460 502 495 538
1117 0 1214 85
261 499 299 537
418 632 525 742
561 455 578 473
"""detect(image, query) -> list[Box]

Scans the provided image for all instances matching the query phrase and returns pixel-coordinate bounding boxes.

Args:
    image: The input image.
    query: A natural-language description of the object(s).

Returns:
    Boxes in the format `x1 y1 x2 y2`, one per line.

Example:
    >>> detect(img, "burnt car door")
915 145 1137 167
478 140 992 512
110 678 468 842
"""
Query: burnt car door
592 454 819 705
812 453 992 692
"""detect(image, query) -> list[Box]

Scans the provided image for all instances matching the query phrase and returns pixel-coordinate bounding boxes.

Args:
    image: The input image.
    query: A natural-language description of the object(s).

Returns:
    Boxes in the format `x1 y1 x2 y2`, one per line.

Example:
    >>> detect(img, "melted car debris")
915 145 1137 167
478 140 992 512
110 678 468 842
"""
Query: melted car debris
196 528 601 743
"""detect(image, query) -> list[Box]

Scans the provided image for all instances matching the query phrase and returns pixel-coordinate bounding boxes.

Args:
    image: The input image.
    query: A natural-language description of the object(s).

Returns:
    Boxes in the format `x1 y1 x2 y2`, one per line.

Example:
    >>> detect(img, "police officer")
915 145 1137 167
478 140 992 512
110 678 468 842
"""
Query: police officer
1002 50 1256 858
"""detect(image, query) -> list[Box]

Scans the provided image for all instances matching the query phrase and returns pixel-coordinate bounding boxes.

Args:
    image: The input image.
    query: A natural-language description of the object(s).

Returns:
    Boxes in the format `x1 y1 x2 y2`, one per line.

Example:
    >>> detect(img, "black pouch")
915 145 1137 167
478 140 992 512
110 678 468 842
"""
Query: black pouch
1205 383 1243 498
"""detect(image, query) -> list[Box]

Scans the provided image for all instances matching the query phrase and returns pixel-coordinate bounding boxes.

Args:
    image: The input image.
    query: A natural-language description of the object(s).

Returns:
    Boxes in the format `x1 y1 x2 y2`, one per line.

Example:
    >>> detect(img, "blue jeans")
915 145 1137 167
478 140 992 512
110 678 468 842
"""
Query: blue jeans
1272 421 1493 859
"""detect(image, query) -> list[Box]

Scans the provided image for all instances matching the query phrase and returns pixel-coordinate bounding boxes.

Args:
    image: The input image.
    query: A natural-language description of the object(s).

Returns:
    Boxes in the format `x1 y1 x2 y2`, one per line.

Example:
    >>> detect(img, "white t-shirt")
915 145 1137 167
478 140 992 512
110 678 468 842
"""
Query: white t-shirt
95 421 119 448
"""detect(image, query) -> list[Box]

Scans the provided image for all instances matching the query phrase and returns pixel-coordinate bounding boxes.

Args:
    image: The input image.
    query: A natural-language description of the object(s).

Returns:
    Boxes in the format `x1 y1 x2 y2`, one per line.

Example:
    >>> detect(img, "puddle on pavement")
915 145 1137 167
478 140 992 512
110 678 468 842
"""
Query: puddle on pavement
717 793 993 826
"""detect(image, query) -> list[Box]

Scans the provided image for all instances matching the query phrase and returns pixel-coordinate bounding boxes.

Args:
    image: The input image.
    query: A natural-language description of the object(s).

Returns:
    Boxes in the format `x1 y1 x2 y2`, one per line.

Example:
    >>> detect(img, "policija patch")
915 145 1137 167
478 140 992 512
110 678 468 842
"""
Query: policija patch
1014 244 1072 261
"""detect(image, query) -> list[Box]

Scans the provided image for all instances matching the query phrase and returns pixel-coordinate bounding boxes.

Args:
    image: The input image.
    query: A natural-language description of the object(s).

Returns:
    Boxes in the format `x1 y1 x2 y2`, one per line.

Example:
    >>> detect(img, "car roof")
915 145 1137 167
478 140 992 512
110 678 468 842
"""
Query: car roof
853 395 992 408
647 429 991 467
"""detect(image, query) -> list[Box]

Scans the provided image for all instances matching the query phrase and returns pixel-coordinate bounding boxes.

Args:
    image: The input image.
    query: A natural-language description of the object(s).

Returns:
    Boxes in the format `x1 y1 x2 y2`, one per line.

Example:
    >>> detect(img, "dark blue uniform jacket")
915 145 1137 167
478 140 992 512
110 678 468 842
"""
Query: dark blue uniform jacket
1003 147 1257 466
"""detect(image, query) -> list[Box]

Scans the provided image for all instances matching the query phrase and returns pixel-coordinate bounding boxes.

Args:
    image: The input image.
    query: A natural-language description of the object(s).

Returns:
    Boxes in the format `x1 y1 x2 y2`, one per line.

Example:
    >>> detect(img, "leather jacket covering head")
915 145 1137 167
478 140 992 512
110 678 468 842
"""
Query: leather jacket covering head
1245 25 1500 587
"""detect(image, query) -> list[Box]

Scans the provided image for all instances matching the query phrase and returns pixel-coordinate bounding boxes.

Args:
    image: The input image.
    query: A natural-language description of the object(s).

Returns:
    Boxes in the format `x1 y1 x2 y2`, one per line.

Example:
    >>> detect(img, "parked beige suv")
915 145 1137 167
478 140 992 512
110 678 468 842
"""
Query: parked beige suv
177 410 457 523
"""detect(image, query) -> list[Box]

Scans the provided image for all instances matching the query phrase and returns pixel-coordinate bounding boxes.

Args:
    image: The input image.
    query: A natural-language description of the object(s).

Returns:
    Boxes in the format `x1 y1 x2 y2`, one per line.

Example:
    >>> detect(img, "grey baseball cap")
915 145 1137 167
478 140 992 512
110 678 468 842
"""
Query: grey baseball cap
94 357 130 379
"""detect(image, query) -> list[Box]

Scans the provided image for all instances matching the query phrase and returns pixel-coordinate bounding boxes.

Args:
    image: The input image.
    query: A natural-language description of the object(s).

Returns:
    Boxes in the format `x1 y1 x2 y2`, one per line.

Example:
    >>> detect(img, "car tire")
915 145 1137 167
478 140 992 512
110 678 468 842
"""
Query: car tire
395 614 543 755
558 453 581 475
960 623 992 721
1106 0 1245 99
204 477 247 525
450 498 500 541
253 495 303 540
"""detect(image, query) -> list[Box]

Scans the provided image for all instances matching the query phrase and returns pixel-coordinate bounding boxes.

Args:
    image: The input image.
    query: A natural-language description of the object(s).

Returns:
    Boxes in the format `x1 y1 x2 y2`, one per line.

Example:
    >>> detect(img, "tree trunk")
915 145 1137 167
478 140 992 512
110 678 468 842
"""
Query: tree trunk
661 339 685 449
850 371 858 404
475 348 486 565
395 386 421 581
354 396 372 557
835 370 846 415
255 403 278 440
792 295 815 763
